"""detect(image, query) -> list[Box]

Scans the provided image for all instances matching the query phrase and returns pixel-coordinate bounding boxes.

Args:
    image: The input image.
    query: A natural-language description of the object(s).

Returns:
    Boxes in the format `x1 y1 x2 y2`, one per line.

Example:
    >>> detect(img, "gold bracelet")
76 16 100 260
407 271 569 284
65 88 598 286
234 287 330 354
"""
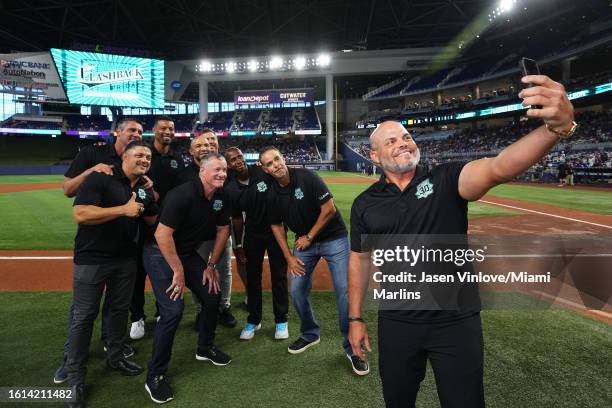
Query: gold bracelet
545 121 578 140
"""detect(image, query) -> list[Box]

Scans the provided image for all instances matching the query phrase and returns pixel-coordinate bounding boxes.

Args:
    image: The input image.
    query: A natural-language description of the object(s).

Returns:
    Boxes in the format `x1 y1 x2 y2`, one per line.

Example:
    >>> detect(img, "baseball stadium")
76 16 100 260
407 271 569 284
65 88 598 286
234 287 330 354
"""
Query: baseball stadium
0 1 611 407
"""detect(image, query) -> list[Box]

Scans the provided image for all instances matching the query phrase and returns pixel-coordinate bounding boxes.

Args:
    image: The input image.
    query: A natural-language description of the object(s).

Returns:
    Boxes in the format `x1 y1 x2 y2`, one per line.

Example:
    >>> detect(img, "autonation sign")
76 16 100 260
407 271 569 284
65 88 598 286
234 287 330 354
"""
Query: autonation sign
234 88 314 105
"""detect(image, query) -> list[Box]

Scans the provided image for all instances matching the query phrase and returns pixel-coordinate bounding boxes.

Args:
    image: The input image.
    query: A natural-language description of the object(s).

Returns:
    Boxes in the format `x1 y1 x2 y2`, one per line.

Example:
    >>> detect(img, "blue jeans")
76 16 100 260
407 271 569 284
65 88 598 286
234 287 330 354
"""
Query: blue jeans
291 234 352 355
143 243 221 380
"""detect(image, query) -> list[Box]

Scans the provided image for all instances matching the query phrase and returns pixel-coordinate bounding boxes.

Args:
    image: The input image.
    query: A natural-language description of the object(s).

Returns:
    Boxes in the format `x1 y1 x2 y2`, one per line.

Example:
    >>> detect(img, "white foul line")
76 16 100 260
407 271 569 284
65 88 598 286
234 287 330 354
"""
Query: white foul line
531 290 612 319
0 256 268 260
479 199 612 230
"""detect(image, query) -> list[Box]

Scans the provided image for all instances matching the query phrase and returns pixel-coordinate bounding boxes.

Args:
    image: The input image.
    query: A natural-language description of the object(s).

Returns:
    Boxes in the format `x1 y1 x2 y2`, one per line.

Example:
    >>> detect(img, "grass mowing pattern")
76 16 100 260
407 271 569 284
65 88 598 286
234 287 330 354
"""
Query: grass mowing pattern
488 184 612 215
0 292 609 407
0 175 64 184
0 189 75 250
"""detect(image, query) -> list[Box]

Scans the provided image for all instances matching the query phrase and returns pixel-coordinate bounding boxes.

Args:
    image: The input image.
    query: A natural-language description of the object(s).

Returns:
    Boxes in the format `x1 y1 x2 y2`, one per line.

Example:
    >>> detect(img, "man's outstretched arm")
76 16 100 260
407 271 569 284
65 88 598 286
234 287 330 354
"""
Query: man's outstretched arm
459 75 575 201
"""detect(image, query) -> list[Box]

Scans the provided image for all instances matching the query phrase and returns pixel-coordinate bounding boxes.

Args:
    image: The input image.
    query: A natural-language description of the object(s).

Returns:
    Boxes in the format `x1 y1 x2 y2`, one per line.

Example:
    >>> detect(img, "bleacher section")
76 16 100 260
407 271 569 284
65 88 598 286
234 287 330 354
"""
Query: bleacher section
198 106 321 135
364 25 612 101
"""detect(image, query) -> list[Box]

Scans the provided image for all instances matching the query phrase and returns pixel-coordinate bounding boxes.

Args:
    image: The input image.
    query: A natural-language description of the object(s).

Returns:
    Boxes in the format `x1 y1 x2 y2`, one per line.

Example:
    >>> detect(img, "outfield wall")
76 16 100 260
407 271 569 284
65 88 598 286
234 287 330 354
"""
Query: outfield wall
0 165 68 175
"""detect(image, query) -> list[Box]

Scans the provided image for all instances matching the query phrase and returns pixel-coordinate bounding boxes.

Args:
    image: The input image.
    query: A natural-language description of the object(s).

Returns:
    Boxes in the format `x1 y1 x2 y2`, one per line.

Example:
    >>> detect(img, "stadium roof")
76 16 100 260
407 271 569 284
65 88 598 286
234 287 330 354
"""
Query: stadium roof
0 0 610 100
0 0 609 60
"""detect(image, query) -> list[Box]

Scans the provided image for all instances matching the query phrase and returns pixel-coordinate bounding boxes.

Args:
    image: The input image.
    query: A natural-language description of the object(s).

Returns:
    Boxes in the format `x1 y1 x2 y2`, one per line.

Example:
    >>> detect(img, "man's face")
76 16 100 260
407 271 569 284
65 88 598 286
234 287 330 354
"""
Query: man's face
190 136 211 163
370 122 420 174
116 121 143 146
154 120 175 146
201 132 219 153
260 150 288 180
123 146 152 177
201 157 227 189
225 149 247 173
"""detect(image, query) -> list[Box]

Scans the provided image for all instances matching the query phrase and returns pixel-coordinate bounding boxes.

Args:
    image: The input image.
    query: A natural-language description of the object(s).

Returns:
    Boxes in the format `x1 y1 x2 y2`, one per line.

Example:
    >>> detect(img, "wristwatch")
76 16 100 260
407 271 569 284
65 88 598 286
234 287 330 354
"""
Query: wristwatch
305 234 313 241
546 121 578 140
207 261 218 269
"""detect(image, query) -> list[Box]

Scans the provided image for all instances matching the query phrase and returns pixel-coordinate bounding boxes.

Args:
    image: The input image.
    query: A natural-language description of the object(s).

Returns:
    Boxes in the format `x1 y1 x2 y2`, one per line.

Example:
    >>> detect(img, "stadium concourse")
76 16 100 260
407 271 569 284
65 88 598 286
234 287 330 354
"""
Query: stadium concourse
1 0 612 407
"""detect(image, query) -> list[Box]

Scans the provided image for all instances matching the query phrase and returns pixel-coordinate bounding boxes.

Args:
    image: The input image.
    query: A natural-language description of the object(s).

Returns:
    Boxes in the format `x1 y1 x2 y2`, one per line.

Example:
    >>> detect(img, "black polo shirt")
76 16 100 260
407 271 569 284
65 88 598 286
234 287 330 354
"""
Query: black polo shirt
158 179 231 255
73 169 158 265
226 165 274 235
350 162 480 323
267 168 347 243
65 142 122 178
148 145 186 204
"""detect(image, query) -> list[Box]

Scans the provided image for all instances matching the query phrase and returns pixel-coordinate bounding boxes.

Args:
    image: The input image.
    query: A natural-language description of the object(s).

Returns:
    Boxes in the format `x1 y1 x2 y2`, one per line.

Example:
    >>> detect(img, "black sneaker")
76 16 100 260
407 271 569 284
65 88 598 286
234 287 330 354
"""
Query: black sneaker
218 307 237 328
103 343 135 359
287 337 320 354
195 345 232 366
145 375 174 404
347 354 370 376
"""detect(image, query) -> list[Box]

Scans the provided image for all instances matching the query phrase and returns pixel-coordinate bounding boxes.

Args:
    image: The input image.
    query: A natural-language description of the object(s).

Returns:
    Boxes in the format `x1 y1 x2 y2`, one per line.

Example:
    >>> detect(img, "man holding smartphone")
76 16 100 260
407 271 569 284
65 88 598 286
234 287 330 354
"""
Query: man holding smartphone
348 74 577 408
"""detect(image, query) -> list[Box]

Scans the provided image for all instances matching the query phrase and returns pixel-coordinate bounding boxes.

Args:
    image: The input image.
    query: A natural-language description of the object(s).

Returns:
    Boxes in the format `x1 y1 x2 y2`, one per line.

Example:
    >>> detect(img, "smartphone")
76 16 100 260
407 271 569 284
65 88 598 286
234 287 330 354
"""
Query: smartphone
520 57 540 86
520 57 542 108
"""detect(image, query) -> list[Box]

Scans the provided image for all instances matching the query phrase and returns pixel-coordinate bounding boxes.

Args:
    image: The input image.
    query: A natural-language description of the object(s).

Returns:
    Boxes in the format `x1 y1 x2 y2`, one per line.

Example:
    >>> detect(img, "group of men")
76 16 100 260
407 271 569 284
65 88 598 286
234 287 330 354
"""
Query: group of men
56 73 575 408
57 116 368 408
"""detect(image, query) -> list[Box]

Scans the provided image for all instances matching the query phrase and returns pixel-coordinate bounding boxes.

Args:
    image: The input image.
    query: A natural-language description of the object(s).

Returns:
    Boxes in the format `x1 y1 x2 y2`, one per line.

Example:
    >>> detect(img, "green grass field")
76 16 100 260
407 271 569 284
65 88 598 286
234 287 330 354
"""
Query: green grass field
0 177 521 250
0 174 611 406
0 292 609 407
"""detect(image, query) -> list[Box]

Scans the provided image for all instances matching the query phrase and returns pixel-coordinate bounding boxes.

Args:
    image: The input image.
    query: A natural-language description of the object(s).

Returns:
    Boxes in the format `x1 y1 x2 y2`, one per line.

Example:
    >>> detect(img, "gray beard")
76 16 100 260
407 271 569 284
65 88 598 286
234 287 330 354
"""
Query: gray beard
379 148 421 174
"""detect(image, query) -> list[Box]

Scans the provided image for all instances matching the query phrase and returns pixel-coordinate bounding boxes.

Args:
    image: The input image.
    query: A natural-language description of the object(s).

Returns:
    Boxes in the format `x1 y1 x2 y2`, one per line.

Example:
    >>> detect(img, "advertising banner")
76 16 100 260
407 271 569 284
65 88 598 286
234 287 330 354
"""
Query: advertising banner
234 88 314 105
0 52 66 99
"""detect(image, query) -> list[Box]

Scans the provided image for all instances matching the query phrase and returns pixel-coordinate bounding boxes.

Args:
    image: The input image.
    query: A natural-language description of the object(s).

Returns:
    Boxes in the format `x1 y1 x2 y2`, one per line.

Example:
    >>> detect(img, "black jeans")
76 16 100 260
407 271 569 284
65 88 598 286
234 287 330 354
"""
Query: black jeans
378 313 485 408
66 258 137 386
244 229 288 325
143 243 221 381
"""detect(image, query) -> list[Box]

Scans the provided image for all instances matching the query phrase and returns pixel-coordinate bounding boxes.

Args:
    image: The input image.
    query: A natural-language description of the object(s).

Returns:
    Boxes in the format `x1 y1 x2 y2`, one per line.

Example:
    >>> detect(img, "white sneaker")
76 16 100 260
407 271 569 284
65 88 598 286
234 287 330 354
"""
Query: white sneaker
130 318 145 340
274 322 289 340
239 323 261 340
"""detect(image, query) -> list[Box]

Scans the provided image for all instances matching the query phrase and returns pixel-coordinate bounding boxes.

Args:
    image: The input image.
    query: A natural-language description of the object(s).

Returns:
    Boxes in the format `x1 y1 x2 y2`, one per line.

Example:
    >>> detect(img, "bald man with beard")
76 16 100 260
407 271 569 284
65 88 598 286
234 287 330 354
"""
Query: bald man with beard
348 75 577 408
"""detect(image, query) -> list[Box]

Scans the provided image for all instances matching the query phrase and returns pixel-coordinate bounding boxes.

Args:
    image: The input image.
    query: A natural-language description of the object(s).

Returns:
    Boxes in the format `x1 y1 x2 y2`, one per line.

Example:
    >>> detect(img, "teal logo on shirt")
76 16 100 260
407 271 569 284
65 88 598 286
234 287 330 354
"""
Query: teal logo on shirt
137 188 147 200
213 199 223 211
415 179 434 199
294 188 304 200
170 159 178 169
257 181 267 192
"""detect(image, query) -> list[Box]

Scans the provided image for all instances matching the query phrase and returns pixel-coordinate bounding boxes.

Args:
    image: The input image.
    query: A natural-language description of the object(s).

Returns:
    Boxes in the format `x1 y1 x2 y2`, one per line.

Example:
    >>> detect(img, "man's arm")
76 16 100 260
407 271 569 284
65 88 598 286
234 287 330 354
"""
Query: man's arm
458 75 575 201
154 223 185 301
203 225 231 293
270 223 305 276
348 251 373 361
73 192 142 225
231 215 246 263
295 199 337 250
63 163 114 197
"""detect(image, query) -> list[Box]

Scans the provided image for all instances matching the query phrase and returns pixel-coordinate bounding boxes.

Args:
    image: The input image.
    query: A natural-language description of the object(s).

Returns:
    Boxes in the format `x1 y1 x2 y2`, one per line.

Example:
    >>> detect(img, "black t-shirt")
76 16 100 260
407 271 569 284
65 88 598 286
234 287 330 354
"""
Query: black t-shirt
73 169 158 265
350 162 480 323
225 165 274 234
267 168 347 242
158 179 231 255
64 142 122 178
148 146 187 204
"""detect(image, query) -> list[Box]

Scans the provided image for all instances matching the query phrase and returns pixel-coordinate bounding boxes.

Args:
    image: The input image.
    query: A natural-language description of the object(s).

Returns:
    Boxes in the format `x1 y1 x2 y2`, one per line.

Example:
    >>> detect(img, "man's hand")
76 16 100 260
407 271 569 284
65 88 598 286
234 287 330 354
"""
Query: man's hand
519 75 574 131
142 175 154 190
123 192 144 217
203 266 221 294
89 163 114 176
233 247 247 264
287 254 305 276
295 235 311 251
348 321 372 361
166 271 185 301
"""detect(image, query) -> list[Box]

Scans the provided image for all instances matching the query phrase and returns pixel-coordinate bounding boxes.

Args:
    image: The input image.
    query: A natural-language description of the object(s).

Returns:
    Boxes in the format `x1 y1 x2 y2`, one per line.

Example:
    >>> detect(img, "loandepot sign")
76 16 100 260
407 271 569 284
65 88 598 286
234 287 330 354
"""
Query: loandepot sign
50 48 164 108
